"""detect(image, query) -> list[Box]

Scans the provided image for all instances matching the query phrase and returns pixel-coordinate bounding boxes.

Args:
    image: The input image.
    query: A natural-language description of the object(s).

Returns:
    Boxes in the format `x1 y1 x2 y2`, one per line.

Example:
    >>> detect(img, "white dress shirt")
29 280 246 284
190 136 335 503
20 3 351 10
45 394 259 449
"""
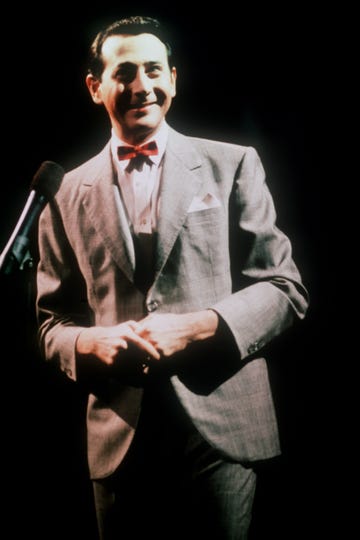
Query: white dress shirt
111 122 168 235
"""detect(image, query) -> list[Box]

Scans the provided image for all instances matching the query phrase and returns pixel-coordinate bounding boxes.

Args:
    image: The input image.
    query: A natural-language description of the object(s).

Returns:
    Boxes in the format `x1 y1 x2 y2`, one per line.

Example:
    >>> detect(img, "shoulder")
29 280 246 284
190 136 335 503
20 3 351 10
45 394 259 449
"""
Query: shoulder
188 134 247 153
54 142 112 203
168 129 262 175
63 142 112 184
168 127 261 168
42 142 113 220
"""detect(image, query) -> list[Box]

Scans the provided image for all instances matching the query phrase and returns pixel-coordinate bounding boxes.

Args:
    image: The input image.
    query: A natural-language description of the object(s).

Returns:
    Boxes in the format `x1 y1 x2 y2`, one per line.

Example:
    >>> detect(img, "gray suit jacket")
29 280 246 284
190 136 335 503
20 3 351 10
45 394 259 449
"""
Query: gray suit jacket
36 127 308 479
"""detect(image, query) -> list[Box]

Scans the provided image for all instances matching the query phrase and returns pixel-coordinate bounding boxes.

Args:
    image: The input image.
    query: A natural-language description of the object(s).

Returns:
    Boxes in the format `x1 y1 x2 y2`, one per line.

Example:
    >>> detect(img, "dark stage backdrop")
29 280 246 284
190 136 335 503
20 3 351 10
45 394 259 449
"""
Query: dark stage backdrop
1 5 334 539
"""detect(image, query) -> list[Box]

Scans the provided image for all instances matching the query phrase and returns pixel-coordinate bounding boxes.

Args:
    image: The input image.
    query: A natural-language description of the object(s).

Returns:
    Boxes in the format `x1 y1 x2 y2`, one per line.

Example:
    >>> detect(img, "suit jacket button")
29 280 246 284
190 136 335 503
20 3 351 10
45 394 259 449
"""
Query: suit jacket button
147 300 159 312
248 342 258 355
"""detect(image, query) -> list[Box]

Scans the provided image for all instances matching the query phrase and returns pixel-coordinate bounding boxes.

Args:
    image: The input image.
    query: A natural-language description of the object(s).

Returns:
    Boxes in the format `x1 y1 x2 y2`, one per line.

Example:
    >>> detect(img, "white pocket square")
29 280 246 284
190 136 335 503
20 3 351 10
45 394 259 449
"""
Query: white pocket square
188 193 221 213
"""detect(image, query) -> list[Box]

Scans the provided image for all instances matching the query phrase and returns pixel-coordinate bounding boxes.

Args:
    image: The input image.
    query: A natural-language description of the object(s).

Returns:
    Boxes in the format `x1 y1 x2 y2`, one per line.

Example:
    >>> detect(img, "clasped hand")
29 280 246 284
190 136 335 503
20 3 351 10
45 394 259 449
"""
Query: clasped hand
135 313 198 358
76 311 218 366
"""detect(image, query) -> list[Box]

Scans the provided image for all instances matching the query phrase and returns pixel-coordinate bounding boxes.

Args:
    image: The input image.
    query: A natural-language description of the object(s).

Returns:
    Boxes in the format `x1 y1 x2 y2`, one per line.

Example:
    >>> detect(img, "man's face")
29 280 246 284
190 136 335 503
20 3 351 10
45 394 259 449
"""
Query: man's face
87 33 177 143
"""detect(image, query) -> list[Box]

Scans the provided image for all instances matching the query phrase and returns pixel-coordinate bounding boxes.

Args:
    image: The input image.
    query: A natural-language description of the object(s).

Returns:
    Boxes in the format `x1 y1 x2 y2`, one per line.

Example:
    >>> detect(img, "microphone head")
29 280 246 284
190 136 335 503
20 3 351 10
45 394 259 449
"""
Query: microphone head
30 160 65 199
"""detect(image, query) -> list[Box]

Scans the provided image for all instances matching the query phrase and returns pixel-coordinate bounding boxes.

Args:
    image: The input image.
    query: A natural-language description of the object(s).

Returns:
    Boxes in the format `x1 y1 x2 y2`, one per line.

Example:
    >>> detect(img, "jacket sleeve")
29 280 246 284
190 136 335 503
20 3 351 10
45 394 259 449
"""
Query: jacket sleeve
211 146 309 360
36 200 91 382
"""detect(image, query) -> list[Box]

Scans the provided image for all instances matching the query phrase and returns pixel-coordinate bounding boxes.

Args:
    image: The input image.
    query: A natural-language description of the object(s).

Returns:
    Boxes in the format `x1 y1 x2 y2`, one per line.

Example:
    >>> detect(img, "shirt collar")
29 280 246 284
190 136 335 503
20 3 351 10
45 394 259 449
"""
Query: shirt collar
111 121 169 172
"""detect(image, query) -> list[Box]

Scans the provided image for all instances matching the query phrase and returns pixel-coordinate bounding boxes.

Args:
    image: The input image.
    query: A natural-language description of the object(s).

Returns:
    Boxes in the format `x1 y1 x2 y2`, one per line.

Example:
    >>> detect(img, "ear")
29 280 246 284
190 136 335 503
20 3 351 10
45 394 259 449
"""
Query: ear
86 74 103 105
170 67 177 98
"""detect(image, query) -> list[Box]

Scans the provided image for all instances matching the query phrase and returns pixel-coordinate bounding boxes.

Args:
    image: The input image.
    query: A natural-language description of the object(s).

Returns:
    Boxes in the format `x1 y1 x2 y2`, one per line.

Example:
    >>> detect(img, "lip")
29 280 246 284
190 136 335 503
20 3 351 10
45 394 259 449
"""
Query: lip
128 102 157 111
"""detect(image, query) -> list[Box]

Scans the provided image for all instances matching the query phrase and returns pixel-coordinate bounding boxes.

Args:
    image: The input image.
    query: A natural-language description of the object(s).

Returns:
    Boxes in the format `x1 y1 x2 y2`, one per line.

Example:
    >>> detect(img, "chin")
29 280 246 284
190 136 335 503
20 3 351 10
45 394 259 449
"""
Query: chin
133 105 165 123
129 116 163 134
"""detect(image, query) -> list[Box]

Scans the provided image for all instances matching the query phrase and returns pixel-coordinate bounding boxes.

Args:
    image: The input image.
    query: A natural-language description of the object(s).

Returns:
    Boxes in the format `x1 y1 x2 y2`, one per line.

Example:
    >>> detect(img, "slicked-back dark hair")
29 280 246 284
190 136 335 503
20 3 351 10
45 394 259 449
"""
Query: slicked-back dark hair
88 16 174 79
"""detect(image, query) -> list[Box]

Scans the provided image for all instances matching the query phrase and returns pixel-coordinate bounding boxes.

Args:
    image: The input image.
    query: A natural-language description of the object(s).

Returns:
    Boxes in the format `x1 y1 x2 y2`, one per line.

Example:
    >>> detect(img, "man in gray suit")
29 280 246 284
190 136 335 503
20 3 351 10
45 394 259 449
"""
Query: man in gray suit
36 15 308 540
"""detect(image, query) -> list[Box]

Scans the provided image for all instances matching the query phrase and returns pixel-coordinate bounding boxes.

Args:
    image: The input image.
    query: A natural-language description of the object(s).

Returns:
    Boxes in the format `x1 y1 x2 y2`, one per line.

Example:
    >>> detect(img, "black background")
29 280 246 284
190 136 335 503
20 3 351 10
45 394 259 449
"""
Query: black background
1 3 337 539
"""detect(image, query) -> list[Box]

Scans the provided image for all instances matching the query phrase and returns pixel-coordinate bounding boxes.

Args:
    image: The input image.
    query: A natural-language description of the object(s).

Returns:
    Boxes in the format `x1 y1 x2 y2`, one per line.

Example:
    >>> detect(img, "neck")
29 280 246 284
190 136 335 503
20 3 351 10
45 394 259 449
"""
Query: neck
114 124 162 145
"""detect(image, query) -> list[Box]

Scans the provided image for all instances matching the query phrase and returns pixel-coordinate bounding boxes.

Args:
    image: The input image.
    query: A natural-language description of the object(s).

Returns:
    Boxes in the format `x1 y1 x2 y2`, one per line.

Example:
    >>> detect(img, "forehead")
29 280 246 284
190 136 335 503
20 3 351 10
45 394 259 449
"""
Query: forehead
101 33 168 66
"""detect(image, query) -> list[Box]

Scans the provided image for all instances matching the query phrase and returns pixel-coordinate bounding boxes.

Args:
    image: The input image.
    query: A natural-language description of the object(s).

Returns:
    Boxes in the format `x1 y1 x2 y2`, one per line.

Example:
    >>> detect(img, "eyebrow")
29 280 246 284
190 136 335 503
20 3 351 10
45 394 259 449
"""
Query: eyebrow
114 60 164 70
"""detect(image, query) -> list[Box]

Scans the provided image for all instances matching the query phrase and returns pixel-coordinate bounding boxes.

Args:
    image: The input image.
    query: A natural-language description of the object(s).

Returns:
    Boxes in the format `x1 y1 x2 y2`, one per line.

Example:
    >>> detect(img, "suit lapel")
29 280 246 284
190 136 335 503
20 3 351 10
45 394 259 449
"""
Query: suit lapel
81 144 135 283
155 129 203 278
79 131 203 286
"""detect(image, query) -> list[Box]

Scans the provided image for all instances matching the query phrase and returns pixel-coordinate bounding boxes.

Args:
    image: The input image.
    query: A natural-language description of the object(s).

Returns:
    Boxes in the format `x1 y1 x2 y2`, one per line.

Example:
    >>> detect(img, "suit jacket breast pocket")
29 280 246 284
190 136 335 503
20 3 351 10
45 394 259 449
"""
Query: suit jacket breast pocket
181 208 230 278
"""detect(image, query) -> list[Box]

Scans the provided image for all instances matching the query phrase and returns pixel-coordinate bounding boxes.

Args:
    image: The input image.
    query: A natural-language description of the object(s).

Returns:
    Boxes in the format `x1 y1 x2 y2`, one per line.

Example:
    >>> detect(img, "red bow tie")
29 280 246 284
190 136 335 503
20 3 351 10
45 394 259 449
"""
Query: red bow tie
117 140 158 161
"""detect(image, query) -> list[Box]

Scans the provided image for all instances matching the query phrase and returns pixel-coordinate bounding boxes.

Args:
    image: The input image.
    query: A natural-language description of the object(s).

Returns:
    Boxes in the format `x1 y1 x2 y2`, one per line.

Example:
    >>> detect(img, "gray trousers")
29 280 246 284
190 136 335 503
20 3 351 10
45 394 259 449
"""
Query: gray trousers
92 378 256 540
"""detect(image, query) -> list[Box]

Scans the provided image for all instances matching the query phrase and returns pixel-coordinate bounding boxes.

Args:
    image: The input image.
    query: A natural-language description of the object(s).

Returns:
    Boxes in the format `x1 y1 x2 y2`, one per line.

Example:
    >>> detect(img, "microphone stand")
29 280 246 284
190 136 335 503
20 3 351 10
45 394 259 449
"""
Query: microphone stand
0 190 45 276
0 161 64 341
1 160 64 277
0 222 38 344
0 199 40 335
0 160 64 372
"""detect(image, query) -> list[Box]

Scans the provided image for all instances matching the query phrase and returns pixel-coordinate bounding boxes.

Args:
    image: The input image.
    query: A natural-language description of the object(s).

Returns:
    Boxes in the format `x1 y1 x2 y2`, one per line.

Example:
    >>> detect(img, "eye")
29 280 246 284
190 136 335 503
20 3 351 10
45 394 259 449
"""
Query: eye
114 64 137 83
146 64 162 78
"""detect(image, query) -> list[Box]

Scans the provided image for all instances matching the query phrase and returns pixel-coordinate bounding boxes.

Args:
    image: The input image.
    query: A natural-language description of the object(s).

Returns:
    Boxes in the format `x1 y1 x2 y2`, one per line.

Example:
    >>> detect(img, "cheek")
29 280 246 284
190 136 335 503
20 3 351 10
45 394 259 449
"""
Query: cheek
103 88 121 109
156 81 175 103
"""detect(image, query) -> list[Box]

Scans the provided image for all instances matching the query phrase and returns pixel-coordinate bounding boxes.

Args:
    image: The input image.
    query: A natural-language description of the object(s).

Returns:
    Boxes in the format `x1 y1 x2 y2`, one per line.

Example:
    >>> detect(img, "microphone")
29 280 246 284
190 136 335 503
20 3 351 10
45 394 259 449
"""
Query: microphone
0 161 65 275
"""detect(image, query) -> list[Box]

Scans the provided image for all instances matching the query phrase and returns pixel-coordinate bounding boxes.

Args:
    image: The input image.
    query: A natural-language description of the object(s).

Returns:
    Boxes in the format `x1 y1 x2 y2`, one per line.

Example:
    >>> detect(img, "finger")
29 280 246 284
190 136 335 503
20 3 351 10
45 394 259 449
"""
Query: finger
136 314 153 330
127 320 141 332
117 339 128 350
126 331 160 360
135 321 152 338
136 336 160 359
100 340 128 365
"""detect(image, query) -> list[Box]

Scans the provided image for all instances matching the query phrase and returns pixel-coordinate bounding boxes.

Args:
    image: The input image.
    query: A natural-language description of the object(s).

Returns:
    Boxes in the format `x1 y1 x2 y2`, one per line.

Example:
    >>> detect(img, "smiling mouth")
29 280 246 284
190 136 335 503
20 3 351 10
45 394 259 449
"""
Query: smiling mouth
128 102 157 110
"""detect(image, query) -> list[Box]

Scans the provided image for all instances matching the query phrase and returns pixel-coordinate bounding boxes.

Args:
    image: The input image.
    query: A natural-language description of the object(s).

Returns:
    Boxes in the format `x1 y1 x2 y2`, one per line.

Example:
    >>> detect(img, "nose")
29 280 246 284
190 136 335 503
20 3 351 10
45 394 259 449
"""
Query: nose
131 68 152 96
